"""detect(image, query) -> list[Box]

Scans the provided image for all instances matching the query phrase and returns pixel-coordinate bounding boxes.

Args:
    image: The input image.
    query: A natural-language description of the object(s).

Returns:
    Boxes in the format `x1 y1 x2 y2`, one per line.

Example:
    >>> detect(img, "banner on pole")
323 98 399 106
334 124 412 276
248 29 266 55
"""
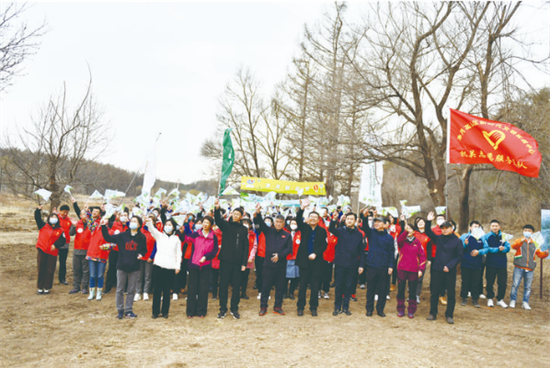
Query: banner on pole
358 161 383 207
219 128 235 196
240 177 326 196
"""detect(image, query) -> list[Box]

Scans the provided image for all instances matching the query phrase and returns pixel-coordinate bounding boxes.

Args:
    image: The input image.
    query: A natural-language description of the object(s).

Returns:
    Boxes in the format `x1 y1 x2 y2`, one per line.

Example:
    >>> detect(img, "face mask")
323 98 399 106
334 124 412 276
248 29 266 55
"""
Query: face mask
165 226 173 234
523 231 532 238
119 217 127 223
129 223 138 230
265 221 272 227
286 220 290 225
368 220 373 228
195 224 203 230
49 218 58 225
290 224 298 231
436 219 445 226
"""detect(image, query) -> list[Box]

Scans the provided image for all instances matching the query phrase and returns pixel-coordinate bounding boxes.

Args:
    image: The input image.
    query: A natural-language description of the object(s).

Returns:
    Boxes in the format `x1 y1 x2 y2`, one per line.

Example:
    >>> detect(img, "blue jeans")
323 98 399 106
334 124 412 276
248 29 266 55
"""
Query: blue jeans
89 260 106 289
510 267 534 303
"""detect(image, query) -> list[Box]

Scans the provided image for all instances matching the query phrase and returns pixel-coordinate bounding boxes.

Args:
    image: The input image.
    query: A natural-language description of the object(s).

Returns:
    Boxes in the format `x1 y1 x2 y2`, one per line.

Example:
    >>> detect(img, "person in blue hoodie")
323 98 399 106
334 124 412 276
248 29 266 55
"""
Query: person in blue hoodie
459 221 486 308
481 220 510 309
359 209 395 318
328 212 366 316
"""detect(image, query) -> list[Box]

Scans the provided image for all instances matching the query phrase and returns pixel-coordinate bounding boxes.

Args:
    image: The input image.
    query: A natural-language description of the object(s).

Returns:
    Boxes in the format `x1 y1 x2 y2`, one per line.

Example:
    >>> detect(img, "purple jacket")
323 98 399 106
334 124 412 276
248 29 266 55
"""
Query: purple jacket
183 227 219 270
397 231 427 273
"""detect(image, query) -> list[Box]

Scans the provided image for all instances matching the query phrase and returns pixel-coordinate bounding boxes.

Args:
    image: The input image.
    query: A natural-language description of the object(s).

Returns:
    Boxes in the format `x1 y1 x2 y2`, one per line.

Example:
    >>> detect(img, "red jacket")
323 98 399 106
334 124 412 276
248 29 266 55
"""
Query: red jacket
74 220 91 251
86 219 110 261
58 215 72 244
323 233 337 263
414 231 433 259
141 228 156 261
257 232 266 258
287 231 301 260
211 227 222 269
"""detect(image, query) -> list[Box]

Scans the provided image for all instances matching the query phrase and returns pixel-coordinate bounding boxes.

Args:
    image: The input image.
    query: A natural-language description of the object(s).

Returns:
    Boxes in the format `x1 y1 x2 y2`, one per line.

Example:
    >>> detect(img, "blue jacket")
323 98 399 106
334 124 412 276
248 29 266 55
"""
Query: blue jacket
482 231 510 269
459 233 486 269
359 218 395 270
328 220 366 269
425 221 463 272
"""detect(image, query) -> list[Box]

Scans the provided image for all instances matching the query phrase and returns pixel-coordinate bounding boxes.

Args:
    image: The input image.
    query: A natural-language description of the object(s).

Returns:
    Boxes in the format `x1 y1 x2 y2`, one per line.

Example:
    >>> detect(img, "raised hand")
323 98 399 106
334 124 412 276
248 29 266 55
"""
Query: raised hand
427 211 435 221
214 198 220 209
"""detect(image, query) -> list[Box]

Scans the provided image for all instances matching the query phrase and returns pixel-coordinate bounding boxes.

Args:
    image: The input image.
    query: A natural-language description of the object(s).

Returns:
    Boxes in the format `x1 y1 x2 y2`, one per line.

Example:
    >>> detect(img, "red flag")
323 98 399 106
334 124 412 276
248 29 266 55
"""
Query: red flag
447 109 541 178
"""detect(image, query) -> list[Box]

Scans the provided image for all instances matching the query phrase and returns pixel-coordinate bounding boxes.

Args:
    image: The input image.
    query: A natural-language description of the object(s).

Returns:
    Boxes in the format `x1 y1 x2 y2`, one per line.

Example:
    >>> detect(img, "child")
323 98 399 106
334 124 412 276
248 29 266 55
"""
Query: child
509 225 549 310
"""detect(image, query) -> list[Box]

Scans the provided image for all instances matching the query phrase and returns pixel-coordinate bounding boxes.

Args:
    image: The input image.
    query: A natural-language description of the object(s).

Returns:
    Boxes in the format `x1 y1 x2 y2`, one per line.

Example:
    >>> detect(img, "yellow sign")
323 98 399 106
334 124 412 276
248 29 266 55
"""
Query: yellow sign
240 177 326 196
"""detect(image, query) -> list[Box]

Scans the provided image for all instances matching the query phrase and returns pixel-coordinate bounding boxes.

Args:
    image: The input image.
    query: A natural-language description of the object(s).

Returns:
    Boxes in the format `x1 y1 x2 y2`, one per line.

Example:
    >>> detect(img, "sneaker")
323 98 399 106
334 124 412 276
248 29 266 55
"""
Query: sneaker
318 291 322 299
43 289 50 295
143 293 149 301
134 294 141 302
323 292 329 299
273 307 285 315
426 315 437 321
375 295 378 301
95 289 102 301
461 297 467 306
446 316 454 324
257 293 261 300
351 295 357 302
522 302 531 310
259 307 267 316
231 311 241 319
473 300 481 308
152 314 158 319
212 296 218 301
343 309 351 316
187 315 193 319
81 288 88 294
479 294 486 299
217 311 226 319
359 284 366 289
311 309 318 317
69 288 80 294
172 293 178 301
297 309 304 317
377 311 386 317
390 284 396 292
332 308 341 316
125 312 137 319
397 311 405 317
509 300 516 308
416 296 421 304
60 280 68 285
366 311 373 317
117 311 124 320
37 289 44 295
408 312 414 318
497 300 508 308
487 299 494 307
162 314 168 319
467 292 471 297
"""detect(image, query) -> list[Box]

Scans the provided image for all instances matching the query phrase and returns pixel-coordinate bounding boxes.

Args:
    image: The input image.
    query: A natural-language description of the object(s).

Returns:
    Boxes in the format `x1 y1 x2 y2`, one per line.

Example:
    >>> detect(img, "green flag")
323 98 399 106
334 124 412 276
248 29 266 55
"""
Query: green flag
219 128 235 196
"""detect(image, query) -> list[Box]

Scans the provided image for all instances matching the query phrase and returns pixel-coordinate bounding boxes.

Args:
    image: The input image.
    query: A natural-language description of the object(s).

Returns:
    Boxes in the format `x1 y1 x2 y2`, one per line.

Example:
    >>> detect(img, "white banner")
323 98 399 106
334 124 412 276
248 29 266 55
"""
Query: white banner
358 161 383 208
141 138 158 195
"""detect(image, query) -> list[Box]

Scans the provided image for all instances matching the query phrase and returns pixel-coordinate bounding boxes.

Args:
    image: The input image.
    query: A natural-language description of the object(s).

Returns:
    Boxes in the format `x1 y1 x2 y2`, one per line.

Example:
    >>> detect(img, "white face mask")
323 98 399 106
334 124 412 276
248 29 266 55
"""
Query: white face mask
195 224 203 230
436 219 445 226
49 218 58 225
368 220 373 228
164 226 173 234
244 224 249 229
129 223 138 230
265 221 272 227
119 217 127 223
290 224 298 231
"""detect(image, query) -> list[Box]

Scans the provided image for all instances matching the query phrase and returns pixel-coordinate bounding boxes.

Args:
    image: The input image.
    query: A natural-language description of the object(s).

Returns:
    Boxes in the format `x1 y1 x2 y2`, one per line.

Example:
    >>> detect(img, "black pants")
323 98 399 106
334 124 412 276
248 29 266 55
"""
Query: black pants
358 254 368 285
104 250 118 291
241 268 251 295
460 267 481 300
319 260 332 293
219 261 242 313
351 269 359 295
211 268 220 297
255 256 264 289
334 265 355 311
430 268 457 318
486 266 507 301
58 248 69 282
286 278 299 295
187 267 211 317
297 267 320 311
366 267 389 313
152 265 176 316
261 266 286 309
37 249 57 290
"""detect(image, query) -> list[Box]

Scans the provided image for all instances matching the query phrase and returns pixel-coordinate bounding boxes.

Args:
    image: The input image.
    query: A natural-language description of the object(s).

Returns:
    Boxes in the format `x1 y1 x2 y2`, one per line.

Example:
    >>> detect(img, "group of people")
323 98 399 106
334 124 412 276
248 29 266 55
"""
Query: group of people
34 195 548 324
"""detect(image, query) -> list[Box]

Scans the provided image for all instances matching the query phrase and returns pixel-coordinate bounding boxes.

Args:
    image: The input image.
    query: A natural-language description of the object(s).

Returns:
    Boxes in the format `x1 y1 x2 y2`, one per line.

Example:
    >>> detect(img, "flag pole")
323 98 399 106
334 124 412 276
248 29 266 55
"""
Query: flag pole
123 132 161 201
445 108 451 220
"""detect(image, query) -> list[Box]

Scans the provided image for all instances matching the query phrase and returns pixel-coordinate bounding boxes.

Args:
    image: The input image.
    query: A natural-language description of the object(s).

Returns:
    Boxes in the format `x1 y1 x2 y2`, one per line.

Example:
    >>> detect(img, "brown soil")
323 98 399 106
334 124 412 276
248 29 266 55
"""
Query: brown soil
0 209 549 368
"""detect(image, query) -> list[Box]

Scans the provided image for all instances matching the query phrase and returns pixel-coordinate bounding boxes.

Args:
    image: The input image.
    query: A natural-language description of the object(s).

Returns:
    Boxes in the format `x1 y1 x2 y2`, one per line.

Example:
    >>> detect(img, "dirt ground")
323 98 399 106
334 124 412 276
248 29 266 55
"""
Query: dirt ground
1 200 549 367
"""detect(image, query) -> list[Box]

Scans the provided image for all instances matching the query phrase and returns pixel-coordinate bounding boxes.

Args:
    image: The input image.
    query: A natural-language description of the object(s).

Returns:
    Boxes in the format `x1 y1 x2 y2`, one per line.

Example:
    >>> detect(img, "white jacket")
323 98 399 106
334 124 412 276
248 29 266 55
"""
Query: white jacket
149 226 182 271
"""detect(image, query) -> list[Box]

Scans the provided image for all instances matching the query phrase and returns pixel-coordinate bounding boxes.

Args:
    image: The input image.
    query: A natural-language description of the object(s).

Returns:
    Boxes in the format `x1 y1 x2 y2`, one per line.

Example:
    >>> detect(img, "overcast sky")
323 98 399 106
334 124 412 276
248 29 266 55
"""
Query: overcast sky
1 1 548 186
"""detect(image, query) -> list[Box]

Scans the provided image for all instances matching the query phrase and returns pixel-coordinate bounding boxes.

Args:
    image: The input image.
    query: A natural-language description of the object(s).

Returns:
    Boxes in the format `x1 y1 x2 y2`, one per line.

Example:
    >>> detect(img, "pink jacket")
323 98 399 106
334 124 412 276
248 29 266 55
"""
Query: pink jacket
184 229 219 270
397 231 427 273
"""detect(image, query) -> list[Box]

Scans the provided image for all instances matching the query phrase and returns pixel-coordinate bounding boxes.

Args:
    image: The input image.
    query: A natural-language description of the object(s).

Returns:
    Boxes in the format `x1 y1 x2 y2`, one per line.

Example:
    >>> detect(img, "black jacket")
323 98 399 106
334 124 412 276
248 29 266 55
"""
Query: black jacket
295 208 327 276
328 220 365 269
101 226 147 273
425 220 463 272
254 212 292 269
214 208 248 267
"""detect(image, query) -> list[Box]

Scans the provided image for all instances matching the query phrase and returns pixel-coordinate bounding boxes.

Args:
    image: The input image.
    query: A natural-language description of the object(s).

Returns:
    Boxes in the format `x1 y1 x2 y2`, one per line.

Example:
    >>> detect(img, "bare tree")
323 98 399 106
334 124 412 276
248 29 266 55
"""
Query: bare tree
0 2 46 93
2 77 109 209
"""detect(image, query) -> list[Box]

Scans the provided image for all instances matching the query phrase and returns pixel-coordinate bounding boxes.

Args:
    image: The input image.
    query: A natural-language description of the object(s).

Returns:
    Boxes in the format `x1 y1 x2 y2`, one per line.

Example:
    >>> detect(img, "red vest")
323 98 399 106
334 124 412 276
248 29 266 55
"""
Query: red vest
141 228 156 260
287 231 301 260
257 233 266 258
323 233 337 263
211 227 223 269
58 215 72 244
74 220 91 251
36 224 64 256
86 219 110 260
